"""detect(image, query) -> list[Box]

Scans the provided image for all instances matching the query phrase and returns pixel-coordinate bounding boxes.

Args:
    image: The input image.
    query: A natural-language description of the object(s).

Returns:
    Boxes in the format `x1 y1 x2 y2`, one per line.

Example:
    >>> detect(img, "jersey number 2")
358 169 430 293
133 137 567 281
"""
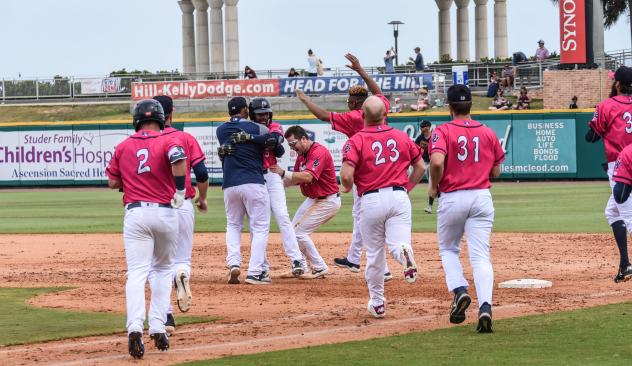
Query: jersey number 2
372 139 400 165
136 148 151 174
457 135 480 162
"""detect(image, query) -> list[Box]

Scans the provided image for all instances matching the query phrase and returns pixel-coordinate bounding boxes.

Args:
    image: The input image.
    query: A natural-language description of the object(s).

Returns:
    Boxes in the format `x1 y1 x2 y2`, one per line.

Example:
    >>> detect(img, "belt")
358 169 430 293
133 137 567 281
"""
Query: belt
126 202 172 210
317 192 340 200
363 186 406 196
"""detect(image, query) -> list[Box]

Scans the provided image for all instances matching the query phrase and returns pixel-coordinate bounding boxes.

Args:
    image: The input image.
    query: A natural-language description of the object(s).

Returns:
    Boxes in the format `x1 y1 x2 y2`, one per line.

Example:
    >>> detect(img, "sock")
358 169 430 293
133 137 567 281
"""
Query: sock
611 220 630 270
428 196 434 206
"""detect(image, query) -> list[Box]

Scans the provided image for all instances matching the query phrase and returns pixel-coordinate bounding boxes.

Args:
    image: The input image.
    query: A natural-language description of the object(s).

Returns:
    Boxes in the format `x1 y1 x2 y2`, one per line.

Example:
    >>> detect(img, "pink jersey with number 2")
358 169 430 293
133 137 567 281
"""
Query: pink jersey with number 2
342 125 421 196
429 120 505 193
106 130 185 205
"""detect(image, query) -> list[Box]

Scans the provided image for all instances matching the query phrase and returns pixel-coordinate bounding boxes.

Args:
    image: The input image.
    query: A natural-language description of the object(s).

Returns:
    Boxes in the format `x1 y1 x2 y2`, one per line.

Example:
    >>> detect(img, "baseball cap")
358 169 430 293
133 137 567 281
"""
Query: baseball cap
614 66 632 87
419 120 432 128
228 97 248 114
152 95 173 115
414 46 421 51
538 39 545 44
447 84 472 103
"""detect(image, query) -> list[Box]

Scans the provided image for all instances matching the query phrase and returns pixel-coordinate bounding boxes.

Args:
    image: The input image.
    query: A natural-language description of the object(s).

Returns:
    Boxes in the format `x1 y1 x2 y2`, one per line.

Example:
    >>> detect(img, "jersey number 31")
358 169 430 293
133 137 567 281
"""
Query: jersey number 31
457 135 480 162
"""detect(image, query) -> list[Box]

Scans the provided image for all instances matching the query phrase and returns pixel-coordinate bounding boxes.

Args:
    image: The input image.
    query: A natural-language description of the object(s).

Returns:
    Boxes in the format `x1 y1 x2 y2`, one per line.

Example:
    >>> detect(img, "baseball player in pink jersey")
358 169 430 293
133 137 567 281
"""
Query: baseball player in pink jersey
106 99 188 358
428 85 505 333
153 96 208 334
270 125 341 278
586 66 632 282
340 96 425 318
249 97 304 277
297 53 394 280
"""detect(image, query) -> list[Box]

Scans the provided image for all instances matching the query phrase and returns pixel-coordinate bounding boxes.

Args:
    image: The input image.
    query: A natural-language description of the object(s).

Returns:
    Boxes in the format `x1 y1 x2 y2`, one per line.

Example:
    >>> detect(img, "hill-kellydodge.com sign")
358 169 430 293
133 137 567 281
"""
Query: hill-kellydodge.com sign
131 74 434 100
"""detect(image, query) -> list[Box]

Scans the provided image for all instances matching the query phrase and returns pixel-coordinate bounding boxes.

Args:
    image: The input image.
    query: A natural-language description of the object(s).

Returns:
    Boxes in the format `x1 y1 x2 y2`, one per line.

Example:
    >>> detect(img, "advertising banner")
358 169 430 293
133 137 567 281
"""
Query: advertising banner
559 0 587 64
131 73 433 100
80 77 123 94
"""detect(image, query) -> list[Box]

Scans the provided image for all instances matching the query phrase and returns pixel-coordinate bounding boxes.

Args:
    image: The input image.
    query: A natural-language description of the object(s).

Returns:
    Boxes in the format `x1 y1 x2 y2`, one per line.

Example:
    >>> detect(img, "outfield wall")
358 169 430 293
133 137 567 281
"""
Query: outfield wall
0 110 605 186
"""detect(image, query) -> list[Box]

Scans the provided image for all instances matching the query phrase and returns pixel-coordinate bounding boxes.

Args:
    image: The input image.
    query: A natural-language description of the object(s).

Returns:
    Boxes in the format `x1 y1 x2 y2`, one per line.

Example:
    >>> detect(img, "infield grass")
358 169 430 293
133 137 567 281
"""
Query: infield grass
183 301 632 366
0 182 611 234
0 287 215 346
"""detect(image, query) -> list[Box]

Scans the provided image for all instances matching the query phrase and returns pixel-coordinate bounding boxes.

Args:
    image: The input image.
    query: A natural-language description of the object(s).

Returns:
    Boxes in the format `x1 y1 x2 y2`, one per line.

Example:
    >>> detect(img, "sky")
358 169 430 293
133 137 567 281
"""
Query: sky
0 0 630 79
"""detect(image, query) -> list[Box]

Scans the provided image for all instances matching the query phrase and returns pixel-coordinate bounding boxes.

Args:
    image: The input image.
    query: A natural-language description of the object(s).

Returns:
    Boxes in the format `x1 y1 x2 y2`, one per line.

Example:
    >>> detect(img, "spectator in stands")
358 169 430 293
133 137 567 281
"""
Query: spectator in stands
288 68 300 77
384 48 397 74
569 96 578 109
515 87 531 110
409 47 424 71
489 89 511 110
512 51 528 65
535 40 550 61
244 66 257 79
486 71 500 97
390 97 403 113
410 87 431 111
307 49 321 77
501 64 514 90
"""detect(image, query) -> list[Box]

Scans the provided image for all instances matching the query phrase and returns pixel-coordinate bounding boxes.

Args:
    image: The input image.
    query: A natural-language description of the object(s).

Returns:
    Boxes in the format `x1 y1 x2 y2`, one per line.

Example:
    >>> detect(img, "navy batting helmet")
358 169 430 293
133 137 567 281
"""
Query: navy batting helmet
133 99 165 131
249 97 273 125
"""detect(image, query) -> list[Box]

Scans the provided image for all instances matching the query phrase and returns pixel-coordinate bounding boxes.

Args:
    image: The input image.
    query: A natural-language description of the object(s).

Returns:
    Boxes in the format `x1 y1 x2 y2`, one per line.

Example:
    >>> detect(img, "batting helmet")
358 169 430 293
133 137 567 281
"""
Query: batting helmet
249 97 273 125
133 99 165 132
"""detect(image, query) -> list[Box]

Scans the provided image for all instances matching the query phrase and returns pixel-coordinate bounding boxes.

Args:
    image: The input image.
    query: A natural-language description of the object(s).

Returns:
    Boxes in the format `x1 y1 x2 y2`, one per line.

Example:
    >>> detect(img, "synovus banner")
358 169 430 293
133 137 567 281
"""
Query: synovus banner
559 0 587 64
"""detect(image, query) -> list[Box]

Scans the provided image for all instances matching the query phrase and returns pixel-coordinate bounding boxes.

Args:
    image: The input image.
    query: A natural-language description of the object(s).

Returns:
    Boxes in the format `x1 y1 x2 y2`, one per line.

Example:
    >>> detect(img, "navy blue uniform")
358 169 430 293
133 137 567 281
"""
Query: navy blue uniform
216 117 270 189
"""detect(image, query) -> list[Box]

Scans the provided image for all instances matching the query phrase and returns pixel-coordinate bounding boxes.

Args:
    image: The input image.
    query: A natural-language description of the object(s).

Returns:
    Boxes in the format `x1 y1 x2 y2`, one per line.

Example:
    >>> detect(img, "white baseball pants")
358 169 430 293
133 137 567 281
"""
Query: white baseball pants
124 205 178 335
346 186 390 273
605 161 632 229
264 171 303 263
360 188 412 307
224 183 271 276
167 198 194 314
437 189 495 307
292 193 341 271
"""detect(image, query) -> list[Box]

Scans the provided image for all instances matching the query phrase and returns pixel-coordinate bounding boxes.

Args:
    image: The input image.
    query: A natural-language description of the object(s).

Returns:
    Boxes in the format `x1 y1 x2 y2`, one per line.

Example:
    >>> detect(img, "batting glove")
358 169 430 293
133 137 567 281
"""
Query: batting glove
231 131 253 144
171 189 186 209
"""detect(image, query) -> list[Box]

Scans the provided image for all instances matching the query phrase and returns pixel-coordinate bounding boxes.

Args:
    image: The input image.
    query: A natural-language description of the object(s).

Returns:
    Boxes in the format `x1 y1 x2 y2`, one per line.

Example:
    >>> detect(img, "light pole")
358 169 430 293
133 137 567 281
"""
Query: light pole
388 21 404 66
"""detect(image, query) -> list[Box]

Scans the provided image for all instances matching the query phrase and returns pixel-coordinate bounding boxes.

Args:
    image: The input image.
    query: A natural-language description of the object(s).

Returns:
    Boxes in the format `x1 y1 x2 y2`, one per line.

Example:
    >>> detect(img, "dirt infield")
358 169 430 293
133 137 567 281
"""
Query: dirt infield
1 232 632 365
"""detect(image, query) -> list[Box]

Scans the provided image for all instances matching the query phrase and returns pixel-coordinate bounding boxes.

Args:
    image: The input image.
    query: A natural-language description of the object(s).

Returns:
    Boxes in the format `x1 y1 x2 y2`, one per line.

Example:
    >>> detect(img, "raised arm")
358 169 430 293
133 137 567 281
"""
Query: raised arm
296 89 331 121
345 53 382 96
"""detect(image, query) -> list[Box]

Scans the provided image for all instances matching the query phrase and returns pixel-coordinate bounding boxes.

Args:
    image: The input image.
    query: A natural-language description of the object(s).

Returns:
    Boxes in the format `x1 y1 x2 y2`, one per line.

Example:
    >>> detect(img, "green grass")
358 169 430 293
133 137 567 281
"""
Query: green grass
0 96 543 124
0 182 612 234
0 287 215 346
183 302 632 366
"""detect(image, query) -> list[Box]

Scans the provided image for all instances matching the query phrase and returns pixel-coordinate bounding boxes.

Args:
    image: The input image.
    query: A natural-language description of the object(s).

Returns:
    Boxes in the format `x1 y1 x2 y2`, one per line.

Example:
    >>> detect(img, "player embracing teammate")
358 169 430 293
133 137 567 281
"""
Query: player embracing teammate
587 66 632 282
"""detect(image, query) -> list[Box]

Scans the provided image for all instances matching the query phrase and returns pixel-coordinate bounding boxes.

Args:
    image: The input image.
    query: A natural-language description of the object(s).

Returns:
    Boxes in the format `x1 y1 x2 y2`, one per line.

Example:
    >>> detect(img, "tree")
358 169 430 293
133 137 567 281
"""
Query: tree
553 0 632 49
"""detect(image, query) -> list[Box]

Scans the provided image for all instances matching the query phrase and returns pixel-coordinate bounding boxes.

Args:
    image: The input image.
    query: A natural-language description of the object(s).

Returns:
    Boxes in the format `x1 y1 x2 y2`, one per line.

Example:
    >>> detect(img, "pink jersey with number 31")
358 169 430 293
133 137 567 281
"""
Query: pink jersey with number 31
342 125 421 196
106 130 185 205
429 120 505 193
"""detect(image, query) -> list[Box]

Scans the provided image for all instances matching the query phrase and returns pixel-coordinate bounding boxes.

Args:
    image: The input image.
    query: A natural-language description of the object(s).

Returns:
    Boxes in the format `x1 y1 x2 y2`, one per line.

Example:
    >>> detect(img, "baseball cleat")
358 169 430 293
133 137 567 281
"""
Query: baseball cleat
334 257 361 272
128 331 145 359
245 272 272 285
477 302 494 333
150 332 169 351
291 260 305 277
450 288 471 324
175 270 192 312
165 313 176 336
384 272 393 282
311 267 329 278
227 265 241 284
367 301 386 318
401 245 418 283
424 205 433 214
614 265 632 283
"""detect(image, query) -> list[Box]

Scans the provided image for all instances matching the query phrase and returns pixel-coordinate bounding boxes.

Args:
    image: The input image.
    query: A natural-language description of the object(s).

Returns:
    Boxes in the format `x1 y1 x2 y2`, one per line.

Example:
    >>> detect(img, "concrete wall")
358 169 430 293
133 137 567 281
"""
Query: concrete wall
543 69 612 109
